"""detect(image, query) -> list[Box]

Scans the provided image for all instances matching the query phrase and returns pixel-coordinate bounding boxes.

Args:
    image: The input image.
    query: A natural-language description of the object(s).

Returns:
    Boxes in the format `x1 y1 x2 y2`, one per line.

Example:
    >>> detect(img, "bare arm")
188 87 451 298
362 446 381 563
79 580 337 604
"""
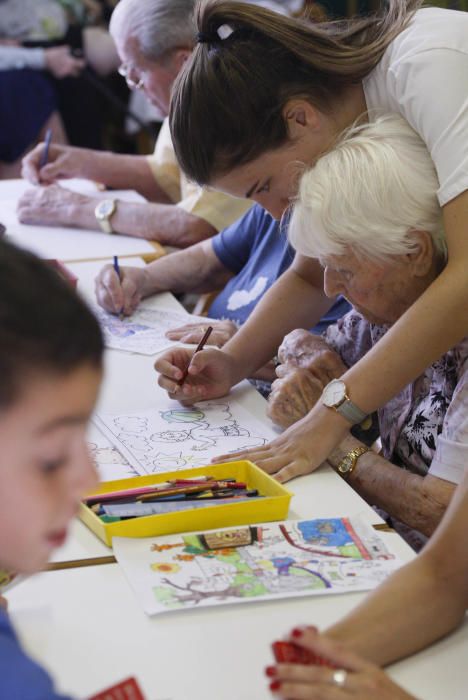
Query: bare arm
22 144 170 202
328 435 455 537
142 239 232 296
95 239 232 314
325 469 468 666
17 185 217 247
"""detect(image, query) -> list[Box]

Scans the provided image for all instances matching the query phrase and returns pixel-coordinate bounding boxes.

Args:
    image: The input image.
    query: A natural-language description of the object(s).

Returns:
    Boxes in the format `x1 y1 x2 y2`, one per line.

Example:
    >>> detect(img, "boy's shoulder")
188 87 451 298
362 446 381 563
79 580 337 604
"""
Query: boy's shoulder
0 608 73 700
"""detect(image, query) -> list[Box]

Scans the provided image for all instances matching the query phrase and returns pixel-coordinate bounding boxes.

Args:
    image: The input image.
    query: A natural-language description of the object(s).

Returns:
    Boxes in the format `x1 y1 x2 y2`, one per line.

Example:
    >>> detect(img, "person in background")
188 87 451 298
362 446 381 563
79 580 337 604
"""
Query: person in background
0 238 103 699
19 0 250 247
95 203 350 388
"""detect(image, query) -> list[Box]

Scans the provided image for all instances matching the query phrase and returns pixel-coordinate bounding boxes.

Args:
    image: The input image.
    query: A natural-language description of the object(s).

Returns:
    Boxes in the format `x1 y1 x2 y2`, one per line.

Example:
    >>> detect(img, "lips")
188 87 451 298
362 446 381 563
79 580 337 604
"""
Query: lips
46 528 68 548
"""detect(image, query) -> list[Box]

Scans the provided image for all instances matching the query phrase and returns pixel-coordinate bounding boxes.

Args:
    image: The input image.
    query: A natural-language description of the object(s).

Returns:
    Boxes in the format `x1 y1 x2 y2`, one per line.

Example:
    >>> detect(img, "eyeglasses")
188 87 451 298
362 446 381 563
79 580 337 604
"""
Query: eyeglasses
118 63 144 90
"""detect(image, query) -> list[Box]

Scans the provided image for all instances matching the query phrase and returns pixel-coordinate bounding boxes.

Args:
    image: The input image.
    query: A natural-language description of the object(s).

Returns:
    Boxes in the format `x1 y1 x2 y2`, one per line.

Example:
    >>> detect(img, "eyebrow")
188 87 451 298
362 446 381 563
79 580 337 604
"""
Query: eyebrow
36 414 89 435
245 180 260 199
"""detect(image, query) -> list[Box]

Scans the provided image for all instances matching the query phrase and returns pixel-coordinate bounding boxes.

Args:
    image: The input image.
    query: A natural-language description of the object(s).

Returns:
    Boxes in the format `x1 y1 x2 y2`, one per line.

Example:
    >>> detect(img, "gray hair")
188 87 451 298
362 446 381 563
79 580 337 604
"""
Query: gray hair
110 0 196 60
288 114 446 264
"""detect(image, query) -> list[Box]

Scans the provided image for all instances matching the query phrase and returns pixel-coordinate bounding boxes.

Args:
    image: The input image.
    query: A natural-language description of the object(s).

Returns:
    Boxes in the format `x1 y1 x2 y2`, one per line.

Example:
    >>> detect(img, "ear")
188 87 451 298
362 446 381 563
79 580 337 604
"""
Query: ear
282 99 321 140
172 48 192 73
406 230 435 276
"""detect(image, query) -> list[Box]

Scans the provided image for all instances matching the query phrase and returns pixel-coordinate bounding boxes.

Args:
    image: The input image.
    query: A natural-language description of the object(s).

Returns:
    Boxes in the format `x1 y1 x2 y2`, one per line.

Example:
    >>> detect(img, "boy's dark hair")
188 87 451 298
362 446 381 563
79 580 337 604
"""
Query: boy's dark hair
0 239 104 408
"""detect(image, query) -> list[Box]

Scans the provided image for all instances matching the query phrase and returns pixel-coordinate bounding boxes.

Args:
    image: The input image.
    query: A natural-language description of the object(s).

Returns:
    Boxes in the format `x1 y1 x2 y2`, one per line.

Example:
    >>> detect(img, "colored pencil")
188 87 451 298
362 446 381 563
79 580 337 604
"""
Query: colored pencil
178 325 213 387
39 128 52 169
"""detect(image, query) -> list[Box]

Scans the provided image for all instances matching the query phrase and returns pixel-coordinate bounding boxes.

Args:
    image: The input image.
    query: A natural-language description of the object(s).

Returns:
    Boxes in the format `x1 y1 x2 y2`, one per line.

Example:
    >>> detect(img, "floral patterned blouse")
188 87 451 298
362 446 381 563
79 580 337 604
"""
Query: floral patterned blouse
324 310 468 485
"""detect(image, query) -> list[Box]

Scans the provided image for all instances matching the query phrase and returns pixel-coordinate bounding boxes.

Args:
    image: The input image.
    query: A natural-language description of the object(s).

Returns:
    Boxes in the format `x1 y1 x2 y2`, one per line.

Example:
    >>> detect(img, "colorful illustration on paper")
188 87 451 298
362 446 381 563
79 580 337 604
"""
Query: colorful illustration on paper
93 305 207 355
113 518 402 616
94 400 271 476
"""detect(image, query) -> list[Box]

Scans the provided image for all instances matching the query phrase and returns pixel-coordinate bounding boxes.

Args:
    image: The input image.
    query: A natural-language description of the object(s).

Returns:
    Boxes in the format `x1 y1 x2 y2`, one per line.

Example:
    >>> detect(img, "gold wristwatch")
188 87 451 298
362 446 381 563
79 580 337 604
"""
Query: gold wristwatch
336 445 369 480
94 198 117 234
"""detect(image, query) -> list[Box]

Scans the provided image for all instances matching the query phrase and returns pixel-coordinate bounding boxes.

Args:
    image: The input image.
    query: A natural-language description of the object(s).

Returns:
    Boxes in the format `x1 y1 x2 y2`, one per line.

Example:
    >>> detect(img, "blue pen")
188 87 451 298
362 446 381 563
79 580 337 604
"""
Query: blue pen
39 128 52 170
113 255 125 320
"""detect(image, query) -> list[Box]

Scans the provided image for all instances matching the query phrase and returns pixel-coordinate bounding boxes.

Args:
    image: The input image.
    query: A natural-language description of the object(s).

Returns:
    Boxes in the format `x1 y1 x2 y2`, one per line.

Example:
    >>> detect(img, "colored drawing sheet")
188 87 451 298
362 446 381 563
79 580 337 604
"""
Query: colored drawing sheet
93 399 273 475
113 517 402 616
93 304 208 355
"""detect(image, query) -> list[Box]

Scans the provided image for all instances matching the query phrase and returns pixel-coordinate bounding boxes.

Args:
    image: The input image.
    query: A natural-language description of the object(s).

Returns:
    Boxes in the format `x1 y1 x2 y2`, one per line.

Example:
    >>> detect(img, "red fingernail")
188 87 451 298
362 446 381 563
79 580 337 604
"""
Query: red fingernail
291 627 304 638
265 666 276 678
269 680 282 691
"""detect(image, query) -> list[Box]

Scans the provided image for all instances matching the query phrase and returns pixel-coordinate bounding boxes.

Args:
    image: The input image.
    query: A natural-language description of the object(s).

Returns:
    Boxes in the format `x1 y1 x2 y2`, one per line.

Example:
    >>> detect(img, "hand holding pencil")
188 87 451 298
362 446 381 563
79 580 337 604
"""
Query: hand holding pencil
95 261 149 317
154 342 237 403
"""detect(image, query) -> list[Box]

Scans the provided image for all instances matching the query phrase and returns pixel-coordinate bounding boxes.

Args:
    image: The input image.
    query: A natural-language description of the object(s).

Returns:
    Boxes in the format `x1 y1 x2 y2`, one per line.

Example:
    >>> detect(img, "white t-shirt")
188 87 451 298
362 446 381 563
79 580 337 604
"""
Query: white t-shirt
363 7 468 207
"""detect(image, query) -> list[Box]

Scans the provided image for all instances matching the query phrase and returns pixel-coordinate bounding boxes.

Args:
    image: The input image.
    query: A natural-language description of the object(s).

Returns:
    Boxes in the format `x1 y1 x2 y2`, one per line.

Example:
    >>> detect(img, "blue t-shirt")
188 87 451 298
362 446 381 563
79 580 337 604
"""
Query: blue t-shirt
0 608 72 700
210 204 349 331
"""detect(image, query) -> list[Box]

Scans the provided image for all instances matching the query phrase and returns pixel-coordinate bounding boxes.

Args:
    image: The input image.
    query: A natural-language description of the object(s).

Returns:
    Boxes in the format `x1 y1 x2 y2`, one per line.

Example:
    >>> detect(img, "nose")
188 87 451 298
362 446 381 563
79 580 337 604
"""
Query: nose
251 195 289 221
70 440 98 501
323 267 344 299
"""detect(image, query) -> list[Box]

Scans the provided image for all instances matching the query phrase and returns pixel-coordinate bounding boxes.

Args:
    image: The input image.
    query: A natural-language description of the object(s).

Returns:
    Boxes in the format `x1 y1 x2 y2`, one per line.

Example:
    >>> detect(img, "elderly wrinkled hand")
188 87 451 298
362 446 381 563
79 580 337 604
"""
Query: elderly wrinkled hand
268 367 323 428
166 319 237 348
21 143 89 185
278 329 347 385
95 264 150 316
17 185 88 227
267 627 417 700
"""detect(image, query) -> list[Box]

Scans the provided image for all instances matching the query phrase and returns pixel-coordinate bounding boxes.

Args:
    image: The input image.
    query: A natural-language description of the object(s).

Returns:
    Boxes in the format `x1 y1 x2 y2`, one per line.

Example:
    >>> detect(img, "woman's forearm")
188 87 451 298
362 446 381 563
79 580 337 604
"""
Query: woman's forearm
327 467 468 666
326 553 467 666
328 436 455 536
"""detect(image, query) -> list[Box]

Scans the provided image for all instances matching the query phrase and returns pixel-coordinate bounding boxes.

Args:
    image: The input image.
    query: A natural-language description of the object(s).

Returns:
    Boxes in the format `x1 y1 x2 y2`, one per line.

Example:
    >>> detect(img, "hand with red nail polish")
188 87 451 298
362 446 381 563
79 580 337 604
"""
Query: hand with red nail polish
267 632 417 699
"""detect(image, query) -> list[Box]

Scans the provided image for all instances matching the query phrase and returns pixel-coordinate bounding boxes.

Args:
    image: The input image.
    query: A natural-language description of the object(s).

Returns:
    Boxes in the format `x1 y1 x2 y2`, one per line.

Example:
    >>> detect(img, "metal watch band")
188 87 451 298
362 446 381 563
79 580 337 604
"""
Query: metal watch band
336 399 368 425
337 445 369 479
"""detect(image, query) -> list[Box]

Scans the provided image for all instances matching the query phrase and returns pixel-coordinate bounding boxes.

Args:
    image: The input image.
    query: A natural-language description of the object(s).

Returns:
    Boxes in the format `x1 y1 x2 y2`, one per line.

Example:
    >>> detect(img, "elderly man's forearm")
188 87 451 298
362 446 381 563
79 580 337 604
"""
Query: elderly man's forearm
77 151 171 201
71 200 216 245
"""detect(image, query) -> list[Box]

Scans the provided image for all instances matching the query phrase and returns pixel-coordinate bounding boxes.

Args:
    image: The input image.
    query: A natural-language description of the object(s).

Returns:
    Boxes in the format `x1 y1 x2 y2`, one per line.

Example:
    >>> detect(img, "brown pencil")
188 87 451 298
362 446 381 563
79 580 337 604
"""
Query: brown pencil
178 325 213 387
44 556 116 572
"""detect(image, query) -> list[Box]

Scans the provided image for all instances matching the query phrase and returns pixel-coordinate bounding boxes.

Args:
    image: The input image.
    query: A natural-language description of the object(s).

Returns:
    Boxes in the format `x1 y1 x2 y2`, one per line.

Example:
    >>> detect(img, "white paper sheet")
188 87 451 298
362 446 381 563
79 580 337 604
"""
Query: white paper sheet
94 398 273 475
93 304 208 356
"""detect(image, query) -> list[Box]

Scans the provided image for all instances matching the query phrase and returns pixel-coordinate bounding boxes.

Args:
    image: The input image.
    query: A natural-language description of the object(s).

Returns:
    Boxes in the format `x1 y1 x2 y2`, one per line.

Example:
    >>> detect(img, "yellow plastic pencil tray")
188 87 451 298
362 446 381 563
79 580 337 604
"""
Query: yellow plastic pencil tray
79 460 292 547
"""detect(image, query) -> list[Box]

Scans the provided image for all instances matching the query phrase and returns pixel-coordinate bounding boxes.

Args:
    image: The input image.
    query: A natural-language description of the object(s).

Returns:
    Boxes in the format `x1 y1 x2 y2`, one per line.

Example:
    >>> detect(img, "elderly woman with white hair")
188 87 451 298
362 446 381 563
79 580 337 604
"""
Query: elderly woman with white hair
266 114 466 548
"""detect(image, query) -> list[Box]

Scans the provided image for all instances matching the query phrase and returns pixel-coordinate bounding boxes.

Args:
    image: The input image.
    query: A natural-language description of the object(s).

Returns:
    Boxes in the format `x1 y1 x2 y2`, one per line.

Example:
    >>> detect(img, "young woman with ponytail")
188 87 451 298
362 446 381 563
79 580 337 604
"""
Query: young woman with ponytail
155 0 468 486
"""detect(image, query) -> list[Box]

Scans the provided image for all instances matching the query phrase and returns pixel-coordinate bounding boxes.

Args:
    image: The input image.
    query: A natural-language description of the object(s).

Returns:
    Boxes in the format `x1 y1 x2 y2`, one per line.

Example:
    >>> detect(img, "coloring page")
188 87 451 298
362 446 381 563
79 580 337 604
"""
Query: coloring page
87 421 138 481
93 400 273 475
113 517 402 616
93 304 207 355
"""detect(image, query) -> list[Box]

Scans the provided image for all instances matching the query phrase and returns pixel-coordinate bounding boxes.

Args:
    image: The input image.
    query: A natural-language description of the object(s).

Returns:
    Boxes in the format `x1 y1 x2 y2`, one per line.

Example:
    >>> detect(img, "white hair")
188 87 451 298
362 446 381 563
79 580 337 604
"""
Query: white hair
110 0 196 60
288 114 445 264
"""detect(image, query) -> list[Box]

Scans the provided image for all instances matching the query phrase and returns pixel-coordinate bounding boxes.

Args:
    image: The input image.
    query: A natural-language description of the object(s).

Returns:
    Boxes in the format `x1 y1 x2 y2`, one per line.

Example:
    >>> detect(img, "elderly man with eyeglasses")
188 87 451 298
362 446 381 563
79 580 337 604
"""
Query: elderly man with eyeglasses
18 0 251 247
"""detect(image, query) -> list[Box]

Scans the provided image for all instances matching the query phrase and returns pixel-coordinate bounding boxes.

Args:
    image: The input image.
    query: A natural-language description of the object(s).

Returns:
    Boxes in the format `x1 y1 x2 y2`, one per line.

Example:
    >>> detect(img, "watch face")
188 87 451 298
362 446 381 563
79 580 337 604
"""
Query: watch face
322 379 346 408
338 456 353 473
96 199 115 219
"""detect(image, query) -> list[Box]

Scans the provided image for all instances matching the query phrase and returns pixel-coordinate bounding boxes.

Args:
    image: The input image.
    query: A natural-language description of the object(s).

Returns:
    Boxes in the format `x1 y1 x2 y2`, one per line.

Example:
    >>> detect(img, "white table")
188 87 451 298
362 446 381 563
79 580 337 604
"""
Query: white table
6 261 468 700
0 179 165 262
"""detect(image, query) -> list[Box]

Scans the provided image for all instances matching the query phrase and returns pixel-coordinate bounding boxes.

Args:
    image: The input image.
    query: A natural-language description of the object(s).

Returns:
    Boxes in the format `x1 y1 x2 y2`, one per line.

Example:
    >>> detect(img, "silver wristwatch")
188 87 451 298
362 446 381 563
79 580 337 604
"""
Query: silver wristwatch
95 198 117 234
321 379 368 425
